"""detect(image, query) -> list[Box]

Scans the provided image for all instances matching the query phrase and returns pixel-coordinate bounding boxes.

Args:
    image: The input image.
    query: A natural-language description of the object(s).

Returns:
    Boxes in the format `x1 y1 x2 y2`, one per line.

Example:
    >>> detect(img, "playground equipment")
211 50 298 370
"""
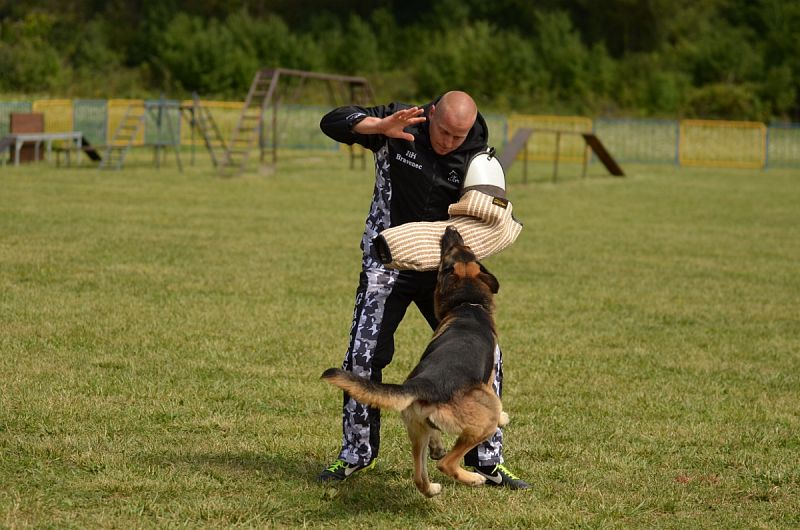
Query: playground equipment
1 112 101 166
218 68 374 177
9 112 44 163
8 98 792 171
100 97 182 171
180 93 227 168
97 96 228 171
499 128 624 183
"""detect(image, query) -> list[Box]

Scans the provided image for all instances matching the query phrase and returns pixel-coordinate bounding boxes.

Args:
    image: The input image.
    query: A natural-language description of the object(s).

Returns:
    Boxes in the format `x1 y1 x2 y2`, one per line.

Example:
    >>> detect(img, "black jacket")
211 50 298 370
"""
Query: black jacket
320 98 489 228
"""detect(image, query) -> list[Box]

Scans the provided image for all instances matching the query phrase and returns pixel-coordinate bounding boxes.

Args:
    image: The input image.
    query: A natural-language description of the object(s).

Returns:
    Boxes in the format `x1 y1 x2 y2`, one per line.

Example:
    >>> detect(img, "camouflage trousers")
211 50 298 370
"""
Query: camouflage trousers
337 266 504 467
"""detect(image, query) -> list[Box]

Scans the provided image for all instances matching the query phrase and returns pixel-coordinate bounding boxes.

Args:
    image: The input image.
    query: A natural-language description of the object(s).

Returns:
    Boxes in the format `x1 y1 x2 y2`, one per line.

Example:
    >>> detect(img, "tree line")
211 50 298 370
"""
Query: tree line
1 0 798 121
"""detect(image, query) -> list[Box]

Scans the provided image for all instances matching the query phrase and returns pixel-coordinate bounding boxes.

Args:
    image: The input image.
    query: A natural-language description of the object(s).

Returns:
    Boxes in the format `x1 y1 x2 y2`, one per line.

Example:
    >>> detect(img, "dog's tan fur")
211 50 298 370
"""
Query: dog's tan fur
322 226 507 497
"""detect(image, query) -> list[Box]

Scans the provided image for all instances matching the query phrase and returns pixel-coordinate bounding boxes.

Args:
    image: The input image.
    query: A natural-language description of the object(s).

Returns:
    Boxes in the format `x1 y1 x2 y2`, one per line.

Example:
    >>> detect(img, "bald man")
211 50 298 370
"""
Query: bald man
317 92 529 489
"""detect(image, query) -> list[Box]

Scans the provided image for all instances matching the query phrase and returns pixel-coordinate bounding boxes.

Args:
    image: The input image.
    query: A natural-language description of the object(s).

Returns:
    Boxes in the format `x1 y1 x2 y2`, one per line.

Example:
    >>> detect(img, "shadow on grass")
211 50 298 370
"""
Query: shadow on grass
144 449 439 519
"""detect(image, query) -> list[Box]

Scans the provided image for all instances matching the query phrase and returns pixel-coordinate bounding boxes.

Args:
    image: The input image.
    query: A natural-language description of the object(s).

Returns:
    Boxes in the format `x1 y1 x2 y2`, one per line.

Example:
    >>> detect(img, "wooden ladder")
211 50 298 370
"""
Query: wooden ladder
100 103 146 170
183 94 227 168
219 70 277 177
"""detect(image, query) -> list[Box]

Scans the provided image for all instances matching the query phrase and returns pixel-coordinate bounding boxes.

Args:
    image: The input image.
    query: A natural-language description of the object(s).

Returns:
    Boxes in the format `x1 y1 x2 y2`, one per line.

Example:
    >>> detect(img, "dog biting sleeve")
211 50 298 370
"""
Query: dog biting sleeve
373 190 523 271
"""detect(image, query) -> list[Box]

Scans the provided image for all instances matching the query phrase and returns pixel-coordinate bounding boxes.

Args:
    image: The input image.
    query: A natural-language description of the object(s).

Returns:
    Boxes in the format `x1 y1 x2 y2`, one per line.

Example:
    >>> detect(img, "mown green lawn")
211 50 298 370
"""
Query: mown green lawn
1 153 798 528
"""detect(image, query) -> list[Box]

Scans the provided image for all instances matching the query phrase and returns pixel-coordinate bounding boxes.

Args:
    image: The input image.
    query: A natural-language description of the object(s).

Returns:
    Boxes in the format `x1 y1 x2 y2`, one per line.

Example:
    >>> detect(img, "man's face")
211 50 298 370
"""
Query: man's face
428 104 474 156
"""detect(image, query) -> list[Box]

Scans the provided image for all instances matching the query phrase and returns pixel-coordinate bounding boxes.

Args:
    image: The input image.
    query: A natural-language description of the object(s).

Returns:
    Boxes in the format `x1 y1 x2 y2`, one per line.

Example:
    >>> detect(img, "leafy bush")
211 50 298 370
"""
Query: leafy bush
225 11 324 73
0 2 798 120
0 13 64 92
155 13 257 95
414 21 544 109
613 53 692 117
0 40 62 93
684 83 763 120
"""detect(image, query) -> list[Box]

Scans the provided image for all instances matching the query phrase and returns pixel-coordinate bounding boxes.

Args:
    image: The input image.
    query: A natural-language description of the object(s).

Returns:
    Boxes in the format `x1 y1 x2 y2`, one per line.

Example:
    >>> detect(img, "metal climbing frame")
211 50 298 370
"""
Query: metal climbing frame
100 97 183 171
218 68 374 177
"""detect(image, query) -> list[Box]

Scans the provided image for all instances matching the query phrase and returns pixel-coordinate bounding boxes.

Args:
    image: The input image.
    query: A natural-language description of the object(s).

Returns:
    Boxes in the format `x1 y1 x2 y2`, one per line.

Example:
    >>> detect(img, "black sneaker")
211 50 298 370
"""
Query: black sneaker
471 464 530 489
317 458 376 482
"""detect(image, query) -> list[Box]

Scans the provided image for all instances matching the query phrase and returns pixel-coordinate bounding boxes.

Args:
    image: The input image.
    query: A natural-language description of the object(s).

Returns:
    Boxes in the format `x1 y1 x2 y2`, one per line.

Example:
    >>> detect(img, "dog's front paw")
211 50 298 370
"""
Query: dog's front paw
498 411 510 427
425 482 442 497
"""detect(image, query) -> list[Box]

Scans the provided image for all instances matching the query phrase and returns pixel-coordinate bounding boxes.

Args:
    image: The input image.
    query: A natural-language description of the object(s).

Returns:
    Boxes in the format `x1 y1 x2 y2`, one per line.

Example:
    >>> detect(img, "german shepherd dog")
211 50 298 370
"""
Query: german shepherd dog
321 226 508 497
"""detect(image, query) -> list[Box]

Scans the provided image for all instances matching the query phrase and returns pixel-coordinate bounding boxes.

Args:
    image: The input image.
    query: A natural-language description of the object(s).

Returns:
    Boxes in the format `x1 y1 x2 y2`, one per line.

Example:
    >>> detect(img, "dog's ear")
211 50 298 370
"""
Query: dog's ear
438 272 458 294
478 263 499 294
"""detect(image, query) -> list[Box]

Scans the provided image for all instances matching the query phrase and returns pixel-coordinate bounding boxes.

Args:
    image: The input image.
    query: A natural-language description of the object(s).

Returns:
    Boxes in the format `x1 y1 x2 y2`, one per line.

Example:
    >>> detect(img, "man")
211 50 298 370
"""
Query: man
318 91 528 489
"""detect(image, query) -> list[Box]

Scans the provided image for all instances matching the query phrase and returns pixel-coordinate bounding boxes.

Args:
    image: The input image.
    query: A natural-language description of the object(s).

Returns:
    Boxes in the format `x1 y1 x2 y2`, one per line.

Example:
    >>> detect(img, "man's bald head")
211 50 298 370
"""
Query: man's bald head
437 91 478 125
429 91 478 156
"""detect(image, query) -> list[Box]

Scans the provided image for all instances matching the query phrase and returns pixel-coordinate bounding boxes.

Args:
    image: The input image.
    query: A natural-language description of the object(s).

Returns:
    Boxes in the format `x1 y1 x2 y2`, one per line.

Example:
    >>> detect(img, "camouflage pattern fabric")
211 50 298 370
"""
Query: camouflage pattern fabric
339 266 399 465
360 145 393 270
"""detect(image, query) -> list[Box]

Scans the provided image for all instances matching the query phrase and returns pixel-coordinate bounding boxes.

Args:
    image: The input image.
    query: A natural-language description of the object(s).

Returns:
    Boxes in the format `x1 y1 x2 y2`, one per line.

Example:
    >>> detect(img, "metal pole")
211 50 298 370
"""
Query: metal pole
582 141 589 179
165 100 182 173
191 92 198 166
272 95 278 165
553 131 561 183
259 99 264 164
523 139 528 185
154 95 165 169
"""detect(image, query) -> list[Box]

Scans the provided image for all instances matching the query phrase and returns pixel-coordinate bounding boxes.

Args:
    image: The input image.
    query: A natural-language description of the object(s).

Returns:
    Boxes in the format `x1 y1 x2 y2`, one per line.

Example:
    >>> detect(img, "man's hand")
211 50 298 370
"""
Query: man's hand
352 107 426 142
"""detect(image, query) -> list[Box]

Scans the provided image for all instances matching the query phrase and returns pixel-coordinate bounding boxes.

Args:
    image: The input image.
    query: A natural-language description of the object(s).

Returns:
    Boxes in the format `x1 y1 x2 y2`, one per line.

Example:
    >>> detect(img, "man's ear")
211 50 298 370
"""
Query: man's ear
478 263 499 294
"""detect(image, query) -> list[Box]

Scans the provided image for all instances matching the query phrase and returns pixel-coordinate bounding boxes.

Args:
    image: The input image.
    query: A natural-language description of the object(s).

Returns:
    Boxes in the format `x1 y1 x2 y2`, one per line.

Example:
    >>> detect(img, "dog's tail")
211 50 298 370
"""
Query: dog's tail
321 368 416 411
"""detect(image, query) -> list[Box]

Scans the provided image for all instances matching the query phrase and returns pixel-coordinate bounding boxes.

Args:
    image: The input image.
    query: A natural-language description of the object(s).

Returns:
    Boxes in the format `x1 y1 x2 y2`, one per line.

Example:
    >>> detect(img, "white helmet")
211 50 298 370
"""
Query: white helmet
462 147 506 198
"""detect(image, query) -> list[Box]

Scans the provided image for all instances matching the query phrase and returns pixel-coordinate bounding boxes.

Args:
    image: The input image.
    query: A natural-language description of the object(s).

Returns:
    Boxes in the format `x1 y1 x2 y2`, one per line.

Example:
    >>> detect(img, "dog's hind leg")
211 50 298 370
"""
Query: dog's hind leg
403 412 442 497
435 389 501 487
436 430 491 487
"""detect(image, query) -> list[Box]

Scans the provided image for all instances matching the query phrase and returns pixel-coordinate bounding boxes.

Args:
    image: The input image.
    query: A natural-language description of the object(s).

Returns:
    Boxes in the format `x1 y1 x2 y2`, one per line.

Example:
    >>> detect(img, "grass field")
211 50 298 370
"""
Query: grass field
1 152 798 528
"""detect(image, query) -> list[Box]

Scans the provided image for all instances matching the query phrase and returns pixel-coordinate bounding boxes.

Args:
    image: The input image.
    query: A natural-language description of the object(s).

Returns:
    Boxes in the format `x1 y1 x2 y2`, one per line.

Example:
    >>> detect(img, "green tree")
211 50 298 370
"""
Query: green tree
1 0 799 119
225 11 323 72
0 12 63 92
685 82 763 120
531 10 590 103
328 14 382 76
155 13 256 96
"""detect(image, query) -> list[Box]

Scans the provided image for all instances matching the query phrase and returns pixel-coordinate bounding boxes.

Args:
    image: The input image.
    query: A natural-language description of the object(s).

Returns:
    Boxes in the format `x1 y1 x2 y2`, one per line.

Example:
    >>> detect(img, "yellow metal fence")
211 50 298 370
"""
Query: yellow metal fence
679 119 767 169
2 99 799 168
507 114 793 169
507 114 593 163
31 99 73 133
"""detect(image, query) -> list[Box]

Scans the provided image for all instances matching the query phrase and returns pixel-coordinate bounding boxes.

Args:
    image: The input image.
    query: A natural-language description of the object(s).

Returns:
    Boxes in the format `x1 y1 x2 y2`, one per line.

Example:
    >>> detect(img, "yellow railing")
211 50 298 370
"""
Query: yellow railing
10 100 793 169
507 114 593 162
679 119 767 169
31 99 73 133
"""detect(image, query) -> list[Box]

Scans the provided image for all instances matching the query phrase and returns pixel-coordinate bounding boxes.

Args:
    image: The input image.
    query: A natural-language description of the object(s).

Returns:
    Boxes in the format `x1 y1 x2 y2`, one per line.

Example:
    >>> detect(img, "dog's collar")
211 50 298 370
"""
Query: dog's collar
460 302 487 310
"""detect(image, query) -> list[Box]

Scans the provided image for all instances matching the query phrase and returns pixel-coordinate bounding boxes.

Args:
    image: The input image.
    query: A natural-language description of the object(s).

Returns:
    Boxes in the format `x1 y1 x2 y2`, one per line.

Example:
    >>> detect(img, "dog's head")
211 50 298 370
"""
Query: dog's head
434 226 499 320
